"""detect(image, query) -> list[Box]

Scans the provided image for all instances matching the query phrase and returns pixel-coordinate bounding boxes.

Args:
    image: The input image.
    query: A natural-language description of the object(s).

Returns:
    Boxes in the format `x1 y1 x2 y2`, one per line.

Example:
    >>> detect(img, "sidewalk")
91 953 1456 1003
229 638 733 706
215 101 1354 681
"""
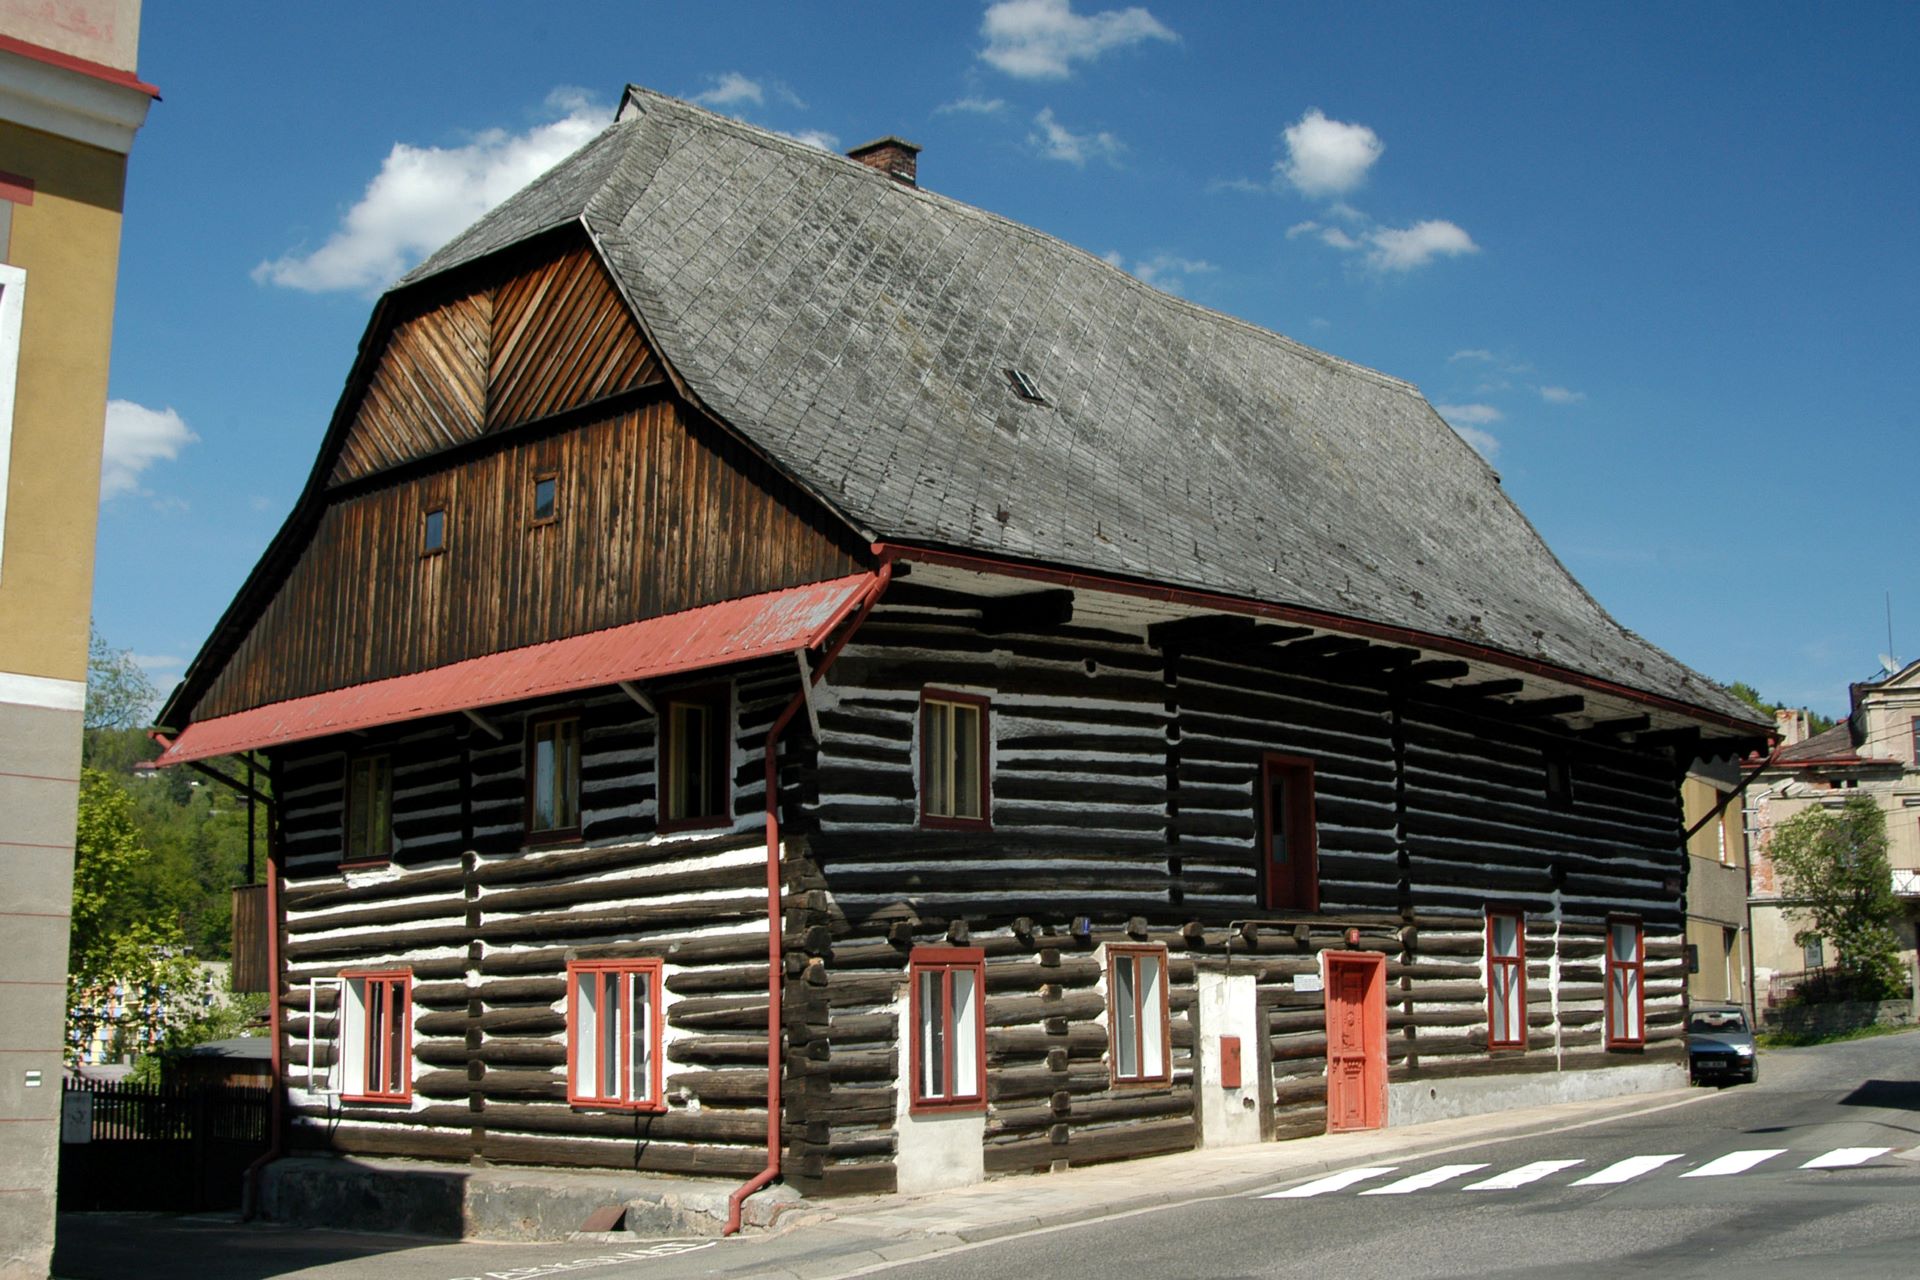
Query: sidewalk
737 1085 1719 1278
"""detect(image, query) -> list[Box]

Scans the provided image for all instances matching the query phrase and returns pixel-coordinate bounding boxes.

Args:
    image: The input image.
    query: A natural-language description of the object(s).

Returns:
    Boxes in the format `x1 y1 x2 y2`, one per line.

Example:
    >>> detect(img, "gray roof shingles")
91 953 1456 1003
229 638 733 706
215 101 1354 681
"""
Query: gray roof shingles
402 87 1759 727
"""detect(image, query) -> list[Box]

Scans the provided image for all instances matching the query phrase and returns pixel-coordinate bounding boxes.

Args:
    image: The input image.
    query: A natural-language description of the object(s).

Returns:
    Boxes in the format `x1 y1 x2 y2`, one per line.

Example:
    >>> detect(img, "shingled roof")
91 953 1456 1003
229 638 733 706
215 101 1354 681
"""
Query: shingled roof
389 86 1753 728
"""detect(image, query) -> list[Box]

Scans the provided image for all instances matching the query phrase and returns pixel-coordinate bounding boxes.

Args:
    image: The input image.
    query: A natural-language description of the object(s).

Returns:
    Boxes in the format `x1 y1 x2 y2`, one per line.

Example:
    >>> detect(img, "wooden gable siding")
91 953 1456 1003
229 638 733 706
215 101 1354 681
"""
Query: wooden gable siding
328 246 662 487
197 399 866 719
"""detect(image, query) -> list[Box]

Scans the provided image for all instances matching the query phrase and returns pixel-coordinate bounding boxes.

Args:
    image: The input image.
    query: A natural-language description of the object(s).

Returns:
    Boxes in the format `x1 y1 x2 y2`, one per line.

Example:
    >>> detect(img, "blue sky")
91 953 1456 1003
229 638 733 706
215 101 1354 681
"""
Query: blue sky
97 2 1917 720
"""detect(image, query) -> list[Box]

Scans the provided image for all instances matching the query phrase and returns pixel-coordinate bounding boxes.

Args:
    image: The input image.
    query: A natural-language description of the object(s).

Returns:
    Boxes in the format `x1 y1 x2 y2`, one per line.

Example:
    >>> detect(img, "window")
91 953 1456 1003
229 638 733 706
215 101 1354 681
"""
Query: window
422 508 446 555
1260 753 1318 911
1004 367 1045 403
1108 945 1170 1083
1911 716 1919 765
1604 918 1644 1048
909 947 986 1112
1545 756 1574 809
921 690 989 828
340 970 411 1103
566 960 663 1111
532 473 559 525
1803 937 1825 969
660 685 729 830
344 754 393 864
0 265 24 586
527 716 581 838
1486 910 1526 1050
1715 814 1728 865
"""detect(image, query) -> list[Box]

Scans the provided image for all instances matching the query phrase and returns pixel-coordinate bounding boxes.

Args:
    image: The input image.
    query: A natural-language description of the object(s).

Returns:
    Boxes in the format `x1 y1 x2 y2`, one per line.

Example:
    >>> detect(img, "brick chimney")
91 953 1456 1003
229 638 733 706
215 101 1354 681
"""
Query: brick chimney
1775 707 1810 746
847 136 920 187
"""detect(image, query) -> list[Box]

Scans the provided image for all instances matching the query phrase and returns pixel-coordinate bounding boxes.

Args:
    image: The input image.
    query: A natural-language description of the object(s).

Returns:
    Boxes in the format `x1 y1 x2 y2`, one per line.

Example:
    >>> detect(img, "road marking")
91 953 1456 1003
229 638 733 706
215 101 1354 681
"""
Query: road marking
1801 1147 1892 1169
1568 1154 1683 1186
1680 1149 1787 1178
1358 1163 1489 1195
1463 1159 1585 1190
1264 1167 1398 1198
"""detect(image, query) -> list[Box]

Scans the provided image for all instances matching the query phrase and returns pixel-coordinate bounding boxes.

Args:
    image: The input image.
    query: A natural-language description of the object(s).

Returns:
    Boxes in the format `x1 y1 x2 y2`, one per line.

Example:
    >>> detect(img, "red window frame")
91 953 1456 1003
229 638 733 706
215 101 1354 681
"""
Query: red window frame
1485 909 1527 1051
340 969 411 1104
1605 916 1645 1049
1107 944 1172 1085
1260 753 1319 911
525 714 582 841
908 947 987 1113
565 959 665 1113
658 683 731 833
920 689 991 830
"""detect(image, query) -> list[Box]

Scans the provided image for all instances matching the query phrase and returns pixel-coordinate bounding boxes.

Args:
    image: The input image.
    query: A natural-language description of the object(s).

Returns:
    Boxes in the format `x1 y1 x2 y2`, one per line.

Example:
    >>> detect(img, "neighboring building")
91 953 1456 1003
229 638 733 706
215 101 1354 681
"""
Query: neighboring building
0 4 154 1275
154 87 1767 1209
1748 663 1920 998
1681 759 1752 1012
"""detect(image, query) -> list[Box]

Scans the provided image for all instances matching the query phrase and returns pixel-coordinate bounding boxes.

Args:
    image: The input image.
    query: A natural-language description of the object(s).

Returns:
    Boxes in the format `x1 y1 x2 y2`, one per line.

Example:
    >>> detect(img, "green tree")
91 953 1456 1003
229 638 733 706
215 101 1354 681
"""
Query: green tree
84 626 158 733
68 768 211 1062
1769 796 1906 1001
1723 679 1835 735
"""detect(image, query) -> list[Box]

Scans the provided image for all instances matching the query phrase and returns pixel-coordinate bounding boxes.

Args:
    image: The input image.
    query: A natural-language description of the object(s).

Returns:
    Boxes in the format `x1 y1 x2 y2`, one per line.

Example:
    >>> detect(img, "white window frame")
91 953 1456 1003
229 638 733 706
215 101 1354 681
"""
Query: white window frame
308 977 344 1096
0 265 25 586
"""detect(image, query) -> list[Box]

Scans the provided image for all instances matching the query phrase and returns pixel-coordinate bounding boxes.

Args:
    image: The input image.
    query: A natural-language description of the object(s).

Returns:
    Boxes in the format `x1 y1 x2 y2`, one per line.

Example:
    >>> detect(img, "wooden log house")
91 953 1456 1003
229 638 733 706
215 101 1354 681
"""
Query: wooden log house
155 87 1770 1208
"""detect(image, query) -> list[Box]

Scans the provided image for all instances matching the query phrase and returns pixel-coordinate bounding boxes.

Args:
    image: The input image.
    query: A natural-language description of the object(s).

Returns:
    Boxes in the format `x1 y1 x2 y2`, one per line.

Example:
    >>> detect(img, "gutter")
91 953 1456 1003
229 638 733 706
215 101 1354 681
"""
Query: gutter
726 564 893 1236
872 543 1767 738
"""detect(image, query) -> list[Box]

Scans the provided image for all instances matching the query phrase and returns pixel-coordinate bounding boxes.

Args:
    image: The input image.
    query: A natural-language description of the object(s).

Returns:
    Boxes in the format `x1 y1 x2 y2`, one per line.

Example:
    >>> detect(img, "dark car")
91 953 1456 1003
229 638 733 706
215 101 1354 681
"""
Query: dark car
1687 1005 1758 1085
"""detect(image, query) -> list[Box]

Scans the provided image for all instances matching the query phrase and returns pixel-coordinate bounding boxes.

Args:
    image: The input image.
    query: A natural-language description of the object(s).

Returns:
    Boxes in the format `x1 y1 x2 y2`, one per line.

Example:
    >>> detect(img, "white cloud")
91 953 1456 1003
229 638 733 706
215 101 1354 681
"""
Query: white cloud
1104 251 1216 294
981 0 1176 78
101 400 197 500
1030 107 1122 165
938 96 1009 115
1319 226 1361 251
1285 220 1321 239
1278 108 1384 197
1436 402 1504 426
778 128 840 151
1540 385 1587 404
253 89 606 294
692 72 764 107
1450 349 1496 363
1455 425 1501 459
1365 219 1478 271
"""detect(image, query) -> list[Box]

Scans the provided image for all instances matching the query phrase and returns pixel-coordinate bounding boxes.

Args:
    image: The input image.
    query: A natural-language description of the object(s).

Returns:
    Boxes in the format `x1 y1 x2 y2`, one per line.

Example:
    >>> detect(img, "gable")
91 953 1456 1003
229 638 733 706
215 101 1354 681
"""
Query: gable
328 244 661 486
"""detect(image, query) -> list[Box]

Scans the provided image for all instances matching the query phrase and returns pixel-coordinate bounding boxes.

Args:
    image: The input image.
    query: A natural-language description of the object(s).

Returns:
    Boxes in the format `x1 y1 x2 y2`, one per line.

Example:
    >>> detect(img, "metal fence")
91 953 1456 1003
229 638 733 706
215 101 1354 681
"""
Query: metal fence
58 1079 270 1212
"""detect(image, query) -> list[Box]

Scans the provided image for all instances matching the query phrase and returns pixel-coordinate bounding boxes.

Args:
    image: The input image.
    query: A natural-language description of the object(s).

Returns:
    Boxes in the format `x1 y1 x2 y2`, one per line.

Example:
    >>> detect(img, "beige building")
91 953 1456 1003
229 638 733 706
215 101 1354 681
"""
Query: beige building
0 4 153 1275
1748 662 1920 1002
1683 759 1752 1012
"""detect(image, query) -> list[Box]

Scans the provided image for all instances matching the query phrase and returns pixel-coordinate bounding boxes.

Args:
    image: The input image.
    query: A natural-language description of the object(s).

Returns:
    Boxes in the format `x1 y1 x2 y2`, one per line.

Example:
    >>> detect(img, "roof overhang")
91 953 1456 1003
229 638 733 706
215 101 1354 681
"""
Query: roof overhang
155 575 878 766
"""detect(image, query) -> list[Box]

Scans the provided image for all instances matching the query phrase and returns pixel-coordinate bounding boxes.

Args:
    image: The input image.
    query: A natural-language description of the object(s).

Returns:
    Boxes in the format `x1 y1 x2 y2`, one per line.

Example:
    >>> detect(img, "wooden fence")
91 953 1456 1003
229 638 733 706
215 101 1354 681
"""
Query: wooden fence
58 1079 270 1212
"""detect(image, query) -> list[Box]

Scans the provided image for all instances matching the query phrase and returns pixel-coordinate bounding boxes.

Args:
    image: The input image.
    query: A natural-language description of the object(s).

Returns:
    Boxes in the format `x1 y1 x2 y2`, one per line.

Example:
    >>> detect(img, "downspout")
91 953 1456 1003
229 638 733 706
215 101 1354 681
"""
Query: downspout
725 562 894 1236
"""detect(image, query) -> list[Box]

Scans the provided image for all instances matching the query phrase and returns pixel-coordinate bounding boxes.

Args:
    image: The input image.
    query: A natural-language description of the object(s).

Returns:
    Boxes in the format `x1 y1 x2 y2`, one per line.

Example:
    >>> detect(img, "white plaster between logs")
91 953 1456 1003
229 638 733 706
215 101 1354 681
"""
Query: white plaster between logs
1195 967 1262 1148
892 985 985 1193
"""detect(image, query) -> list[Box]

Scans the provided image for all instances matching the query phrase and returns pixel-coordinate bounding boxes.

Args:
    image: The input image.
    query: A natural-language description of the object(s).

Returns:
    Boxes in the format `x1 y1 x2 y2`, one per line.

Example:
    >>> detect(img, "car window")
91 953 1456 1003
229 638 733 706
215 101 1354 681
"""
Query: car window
1688 1011 1747 1033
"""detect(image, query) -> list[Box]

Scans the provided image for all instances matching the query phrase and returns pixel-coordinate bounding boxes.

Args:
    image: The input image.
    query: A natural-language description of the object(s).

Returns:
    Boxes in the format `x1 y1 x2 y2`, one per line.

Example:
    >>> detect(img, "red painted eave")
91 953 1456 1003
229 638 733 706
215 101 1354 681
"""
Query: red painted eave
0 33 160 97
157 575 877 765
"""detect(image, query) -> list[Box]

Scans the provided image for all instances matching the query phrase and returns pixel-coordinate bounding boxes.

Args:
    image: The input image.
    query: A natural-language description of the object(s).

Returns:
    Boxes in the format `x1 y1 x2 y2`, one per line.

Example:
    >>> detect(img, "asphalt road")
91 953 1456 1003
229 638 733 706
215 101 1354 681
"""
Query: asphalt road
862 1031 1920 1280
51 1030 1920 1280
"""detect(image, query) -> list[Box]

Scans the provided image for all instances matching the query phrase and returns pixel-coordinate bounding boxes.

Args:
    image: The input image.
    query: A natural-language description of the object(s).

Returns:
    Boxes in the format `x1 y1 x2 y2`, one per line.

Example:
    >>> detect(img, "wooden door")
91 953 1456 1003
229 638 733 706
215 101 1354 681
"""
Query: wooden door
1323 951 1386 1132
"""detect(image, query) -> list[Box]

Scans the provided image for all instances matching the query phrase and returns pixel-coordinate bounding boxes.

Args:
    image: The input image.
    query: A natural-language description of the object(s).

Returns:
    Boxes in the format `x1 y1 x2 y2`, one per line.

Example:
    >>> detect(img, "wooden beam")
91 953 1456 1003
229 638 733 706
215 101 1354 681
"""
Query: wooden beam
1583 714 1651 737
1254 624 1314 644
1326 645 1421 674
1403 659 1471 683
617 681 656 716
1148 615 1259 648
979 589 1074 635
462 708 504 740
1280 634 1371 660
1452 678 1525 698
1510 695 1586 718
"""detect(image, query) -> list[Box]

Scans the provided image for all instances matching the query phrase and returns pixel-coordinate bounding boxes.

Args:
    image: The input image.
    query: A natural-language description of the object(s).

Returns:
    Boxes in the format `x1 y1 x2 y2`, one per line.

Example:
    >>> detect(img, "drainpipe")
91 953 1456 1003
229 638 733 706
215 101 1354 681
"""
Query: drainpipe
725 562 893 1236
242 774 285 1219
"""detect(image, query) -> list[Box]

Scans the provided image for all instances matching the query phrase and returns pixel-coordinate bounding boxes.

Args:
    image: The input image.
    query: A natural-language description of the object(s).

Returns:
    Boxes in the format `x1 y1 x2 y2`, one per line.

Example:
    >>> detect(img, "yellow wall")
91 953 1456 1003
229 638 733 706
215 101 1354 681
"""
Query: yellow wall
0 117 128 681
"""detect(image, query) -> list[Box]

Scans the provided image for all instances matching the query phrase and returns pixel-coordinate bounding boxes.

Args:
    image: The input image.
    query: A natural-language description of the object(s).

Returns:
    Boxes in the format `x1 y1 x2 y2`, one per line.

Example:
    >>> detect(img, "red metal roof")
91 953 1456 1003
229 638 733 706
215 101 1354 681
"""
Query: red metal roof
157 575 877 765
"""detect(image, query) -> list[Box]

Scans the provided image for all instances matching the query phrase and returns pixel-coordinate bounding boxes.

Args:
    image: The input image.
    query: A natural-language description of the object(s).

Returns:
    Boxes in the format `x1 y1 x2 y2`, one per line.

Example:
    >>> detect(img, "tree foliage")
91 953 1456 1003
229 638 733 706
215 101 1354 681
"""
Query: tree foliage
1724 680 1835 735
1769 796 1906 1001
85 627 158 732
69 768 214 1061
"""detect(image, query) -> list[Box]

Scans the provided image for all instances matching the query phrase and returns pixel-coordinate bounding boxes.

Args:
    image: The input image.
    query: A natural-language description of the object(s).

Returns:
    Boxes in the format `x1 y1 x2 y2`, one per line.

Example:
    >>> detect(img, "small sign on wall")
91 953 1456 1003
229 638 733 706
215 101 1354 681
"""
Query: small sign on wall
61 1090 92 1145
1292 972 1323 993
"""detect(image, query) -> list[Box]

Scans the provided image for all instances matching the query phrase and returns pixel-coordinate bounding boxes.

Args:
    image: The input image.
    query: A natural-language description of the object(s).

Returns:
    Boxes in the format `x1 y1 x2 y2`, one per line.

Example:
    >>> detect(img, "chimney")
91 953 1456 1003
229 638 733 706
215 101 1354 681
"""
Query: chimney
1775 707 1810 746
847 136 920 187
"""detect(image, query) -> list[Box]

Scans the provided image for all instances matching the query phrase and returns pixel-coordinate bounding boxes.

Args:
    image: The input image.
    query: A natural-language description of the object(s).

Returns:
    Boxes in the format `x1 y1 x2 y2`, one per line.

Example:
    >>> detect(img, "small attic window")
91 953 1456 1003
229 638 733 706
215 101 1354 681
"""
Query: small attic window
1004 368 1045 404
422 509 446 556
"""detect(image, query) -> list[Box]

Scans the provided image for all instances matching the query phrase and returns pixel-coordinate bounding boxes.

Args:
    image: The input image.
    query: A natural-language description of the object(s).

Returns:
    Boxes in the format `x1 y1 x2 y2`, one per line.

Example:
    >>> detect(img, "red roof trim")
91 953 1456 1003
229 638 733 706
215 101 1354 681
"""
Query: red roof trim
874 542 1766 737
156 575 876 765
0 33 159 97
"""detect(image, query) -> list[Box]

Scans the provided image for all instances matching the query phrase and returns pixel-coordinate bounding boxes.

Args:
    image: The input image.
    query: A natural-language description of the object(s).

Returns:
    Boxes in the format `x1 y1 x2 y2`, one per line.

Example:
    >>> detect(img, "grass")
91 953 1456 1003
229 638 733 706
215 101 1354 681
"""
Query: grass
1757 1021 1917 1049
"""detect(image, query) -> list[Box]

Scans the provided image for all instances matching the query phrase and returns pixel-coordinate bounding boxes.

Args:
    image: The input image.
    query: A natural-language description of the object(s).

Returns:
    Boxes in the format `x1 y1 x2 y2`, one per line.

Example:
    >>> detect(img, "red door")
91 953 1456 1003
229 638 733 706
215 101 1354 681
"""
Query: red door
1324 951 1386 1132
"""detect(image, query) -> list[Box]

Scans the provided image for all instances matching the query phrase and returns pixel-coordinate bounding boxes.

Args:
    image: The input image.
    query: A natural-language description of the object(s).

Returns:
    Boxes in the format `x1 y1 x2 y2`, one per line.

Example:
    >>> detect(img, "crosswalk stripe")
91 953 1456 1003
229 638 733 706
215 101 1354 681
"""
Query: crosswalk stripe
1359 1163 1490 1195
1264 1167 1398 1199
1463 1159 1585 1190
1680 1149 1787 1178
1800 1147 1891 1169
1568 1154 1683 1186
